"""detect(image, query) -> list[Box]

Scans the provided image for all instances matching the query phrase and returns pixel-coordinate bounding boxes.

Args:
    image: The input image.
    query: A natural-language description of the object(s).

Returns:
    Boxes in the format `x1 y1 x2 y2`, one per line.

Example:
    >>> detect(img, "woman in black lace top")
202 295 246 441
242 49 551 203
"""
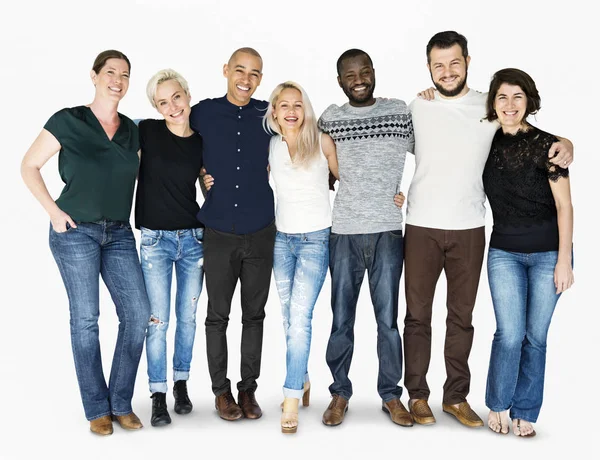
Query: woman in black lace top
482 68 574 438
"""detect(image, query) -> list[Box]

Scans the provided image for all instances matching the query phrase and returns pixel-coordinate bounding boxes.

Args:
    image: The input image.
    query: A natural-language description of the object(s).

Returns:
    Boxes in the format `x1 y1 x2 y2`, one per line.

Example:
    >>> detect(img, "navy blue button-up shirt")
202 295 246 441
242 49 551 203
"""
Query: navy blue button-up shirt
190 96 274 235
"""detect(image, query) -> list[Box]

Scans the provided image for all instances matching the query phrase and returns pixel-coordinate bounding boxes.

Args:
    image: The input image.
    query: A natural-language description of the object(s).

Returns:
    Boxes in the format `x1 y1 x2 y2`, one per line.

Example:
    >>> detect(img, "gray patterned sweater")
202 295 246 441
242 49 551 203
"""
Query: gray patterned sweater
318 98 414 234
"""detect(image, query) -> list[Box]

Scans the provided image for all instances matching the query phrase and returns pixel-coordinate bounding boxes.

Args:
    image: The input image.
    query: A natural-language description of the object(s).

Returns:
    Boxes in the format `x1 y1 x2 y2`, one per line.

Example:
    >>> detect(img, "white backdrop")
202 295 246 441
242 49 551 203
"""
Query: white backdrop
1 0 596 458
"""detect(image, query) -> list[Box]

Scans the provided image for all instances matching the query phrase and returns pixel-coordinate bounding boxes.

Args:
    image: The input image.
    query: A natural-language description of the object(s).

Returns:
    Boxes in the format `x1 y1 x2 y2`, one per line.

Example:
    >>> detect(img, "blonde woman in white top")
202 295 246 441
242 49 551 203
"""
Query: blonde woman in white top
263 81 338 434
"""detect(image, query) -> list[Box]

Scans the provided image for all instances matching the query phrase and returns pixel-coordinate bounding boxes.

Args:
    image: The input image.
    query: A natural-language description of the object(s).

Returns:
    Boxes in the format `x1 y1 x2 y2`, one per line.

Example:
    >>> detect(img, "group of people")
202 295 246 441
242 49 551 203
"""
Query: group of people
21 30 574 439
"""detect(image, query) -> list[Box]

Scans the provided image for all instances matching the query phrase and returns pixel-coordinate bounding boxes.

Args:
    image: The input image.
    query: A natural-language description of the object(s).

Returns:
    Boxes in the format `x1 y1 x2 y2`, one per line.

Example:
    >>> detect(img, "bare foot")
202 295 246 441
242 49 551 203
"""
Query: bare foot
487 410 509 434
513 418 535 437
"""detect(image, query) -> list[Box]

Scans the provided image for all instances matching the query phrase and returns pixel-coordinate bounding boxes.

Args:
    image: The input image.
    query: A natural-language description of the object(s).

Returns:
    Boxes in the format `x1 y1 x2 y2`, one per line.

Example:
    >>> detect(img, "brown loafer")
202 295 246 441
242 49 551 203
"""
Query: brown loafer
238 389 262 419
382 399 413 427
322 394 348 426
215 391 243 421
112 412 143 430
409 399 436 425
90 415 113 436
442 401 484 427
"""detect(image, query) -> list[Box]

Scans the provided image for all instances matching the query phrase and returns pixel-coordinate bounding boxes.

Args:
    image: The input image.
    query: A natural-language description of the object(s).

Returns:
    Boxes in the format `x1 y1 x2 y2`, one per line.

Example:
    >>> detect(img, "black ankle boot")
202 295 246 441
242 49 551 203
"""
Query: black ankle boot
151 392 171 427
173 380 193 414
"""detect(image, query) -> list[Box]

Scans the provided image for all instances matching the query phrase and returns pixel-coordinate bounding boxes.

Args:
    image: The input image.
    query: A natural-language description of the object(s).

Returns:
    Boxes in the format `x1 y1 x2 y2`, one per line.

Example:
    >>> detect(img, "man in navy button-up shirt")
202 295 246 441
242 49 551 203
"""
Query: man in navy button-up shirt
190 47 275 422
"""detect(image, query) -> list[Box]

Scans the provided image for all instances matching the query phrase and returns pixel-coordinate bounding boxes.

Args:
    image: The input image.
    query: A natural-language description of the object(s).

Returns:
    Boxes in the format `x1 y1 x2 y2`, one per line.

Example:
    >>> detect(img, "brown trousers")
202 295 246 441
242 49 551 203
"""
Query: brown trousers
403 224 485 405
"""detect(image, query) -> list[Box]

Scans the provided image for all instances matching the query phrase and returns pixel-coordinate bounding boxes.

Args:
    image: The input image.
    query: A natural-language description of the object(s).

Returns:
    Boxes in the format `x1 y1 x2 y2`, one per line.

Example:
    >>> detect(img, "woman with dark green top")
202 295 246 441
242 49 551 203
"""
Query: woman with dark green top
20 50 150 436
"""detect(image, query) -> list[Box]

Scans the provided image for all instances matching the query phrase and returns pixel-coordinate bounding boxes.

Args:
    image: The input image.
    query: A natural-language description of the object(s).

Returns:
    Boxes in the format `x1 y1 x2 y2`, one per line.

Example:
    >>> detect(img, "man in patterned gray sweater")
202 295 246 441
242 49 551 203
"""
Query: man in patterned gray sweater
318 49 414 428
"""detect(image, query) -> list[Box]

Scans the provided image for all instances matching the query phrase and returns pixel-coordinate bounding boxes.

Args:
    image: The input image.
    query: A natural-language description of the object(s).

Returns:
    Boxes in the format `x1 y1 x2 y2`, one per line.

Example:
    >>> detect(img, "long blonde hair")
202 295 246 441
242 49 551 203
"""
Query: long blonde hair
263 81 320 166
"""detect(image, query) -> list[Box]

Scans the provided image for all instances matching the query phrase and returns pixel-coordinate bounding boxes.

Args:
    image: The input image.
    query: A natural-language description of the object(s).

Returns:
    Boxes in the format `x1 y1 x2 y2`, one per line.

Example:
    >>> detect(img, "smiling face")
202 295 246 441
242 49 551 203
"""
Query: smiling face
493 83 528 133
337 54 376 107
273 87 304 135
91 58 130 101
427 44 470 98
154 79 191 127
223 51 263 106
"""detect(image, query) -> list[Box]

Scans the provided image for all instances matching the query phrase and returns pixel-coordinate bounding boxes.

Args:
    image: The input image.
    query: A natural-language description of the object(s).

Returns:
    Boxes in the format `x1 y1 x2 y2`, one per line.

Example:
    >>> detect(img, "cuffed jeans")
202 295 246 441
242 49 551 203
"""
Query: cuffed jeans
204 222 276 396
140 227 204 394
273 227 330 399
326 230 404 402
486 248 566 423
49 220 150 421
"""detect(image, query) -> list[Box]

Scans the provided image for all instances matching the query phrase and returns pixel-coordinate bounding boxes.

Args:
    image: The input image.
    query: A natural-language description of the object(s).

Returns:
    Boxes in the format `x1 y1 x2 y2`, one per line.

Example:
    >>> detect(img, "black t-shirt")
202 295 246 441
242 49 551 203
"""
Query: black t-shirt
483 126 569 253
135 119 204 230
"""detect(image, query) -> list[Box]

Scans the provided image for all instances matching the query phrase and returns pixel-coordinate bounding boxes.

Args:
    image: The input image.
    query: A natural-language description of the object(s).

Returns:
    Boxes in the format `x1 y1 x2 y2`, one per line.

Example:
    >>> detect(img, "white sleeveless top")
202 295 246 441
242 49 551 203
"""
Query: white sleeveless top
268 134 331 233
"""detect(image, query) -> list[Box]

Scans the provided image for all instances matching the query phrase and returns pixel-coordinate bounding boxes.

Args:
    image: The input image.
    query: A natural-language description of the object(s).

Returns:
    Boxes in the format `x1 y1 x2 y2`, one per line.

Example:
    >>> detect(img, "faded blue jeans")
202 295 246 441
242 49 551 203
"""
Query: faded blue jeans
140 227 204 394
273 227 330 399
486 248 567 422
326 230 405 402
49 220 150 421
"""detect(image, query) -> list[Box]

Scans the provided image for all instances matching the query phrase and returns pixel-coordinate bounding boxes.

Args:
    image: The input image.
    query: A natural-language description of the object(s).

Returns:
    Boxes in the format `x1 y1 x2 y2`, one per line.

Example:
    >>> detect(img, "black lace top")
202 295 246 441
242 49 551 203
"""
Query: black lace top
483 126 569 253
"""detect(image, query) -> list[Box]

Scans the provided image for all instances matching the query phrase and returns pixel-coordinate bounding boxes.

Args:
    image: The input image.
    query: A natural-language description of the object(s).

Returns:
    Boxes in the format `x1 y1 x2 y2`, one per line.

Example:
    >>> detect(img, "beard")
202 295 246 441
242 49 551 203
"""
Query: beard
343 79 376 105
432 69 468 97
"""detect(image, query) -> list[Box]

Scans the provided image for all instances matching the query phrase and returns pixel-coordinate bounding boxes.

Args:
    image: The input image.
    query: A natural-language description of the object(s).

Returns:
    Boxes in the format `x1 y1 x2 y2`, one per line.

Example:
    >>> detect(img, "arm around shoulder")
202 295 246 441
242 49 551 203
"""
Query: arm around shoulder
548 135 574 167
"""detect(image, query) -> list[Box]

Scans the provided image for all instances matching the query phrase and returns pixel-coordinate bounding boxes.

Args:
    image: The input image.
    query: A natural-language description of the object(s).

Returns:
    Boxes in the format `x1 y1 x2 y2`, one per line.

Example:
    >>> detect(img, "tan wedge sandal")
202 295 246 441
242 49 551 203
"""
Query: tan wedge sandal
281 397 299 434
302 381 311 407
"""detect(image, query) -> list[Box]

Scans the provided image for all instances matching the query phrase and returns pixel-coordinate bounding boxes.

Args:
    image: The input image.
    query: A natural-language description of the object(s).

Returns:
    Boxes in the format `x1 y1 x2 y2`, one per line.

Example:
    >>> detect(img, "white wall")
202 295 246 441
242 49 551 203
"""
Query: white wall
1 0 595 458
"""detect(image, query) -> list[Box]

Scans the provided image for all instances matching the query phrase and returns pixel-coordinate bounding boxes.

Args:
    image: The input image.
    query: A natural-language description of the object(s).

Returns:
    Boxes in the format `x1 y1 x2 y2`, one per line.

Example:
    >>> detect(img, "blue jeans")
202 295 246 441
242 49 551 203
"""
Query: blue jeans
140 227 204 394
486 248 566 422
273 227 330 399
49 220 150 421
326 230 404 401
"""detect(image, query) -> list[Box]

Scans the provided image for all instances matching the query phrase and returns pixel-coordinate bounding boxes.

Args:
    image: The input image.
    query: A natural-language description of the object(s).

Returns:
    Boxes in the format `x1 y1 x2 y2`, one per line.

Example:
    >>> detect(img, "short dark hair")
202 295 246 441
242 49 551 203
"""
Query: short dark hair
426 31 468 64
485 68 541 121
92 49 131 74
336 49 373 76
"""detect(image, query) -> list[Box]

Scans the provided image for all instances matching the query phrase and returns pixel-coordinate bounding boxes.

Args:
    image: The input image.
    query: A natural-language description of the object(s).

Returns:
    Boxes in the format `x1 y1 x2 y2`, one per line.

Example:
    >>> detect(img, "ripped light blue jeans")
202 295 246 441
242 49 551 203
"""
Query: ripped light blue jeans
140 227 204 394
273 227 330 399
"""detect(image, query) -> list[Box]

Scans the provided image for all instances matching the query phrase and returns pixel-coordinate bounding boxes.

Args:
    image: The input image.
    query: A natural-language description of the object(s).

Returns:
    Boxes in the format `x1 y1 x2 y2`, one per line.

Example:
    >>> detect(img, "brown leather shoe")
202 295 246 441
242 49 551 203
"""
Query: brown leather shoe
322 394 348 426
409 399 436 425
90 415 113 436
215 391 243 421
382 399 413 427
112 412 143 430
238 389 262 419
442 401 484 427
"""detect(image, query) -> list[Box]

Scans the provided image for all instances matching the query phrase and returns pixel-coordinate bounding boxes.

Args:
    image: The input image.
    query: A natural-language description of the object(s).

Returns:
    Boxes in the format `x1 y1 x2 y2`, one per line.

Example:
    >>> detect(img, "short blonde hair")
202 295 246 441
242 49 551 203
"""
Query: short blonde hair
263 81 320 166
146 68 190 108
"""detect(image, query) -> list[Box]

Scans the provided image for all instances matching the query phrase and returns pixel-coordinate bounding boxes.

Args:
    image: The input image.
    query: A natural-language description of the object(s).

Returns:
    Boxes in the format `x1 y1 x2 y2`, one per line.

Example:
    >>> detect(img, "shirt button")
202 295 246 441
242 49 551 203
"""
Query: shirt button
239 107 242 110
238 115 241 119
237 149 241 152
237 166 240 170
234 204 238 207
237 132 240 135
236 185 239 188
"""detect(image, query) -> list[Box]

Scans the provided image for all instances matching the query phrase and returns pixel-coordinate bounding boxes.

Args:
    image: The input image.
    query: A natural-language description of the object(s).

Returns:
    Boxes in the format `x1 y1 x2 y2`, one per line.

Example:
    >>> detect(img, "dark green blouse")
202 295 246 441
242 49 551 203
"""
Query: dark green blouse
44 106 140 222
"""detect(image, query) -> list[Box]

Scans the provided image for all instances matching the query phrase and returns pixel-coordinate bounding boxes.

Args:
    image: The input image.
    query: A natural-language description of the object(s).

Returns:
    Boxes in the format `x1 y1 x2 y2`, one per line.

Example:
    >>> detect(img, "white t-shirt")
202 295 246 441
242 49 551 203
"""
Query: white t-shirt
406 89 498 230
268 134 331 234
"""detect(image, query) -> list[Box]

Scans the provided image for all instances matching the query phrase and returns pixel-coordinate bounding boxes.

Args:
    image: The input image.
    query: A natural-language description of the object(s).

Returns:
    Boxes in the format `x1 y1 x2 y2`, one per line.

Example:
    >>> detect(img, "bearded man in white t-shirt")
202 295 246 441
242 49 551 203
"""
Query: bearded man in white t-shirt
402 30 574 429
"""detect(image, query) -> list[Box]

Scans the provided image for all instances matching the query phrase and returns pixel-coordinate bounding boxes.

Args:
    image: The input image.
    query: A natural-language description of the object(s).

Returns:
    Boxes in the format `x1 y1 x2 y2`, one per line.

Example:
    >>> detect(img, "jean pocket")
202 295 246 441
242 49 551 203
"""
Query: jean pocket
50 221 76 234
193 228 204 244
389 229 403 238
141 228 161 247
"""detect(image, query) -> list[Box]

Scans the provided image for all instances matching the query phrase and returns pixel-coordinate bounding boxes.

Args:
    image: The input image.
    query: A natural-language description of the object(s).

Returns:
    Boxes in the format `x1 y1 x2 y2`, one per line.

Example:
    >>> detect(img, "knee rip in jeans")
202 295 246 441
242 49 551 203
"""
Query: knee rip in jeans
197 257 204 268
149 315 167 329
